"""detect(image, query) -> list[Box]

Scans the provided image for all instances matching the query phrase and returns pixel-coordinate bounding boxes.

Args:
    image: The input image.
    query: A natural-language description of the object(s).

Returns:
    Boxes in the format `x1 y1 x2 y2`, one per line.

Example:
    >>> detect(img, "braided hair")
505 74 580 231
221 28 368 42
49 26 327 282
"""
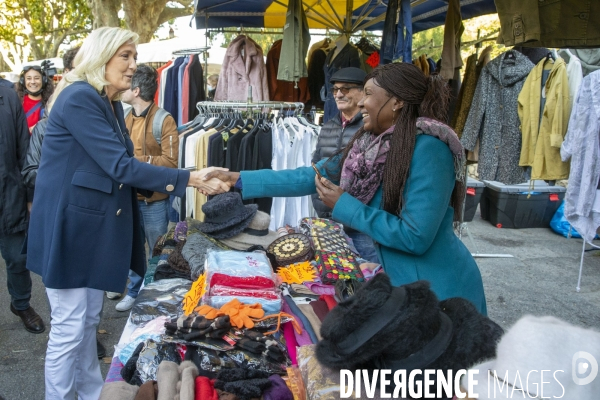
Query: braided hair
330 63 463 219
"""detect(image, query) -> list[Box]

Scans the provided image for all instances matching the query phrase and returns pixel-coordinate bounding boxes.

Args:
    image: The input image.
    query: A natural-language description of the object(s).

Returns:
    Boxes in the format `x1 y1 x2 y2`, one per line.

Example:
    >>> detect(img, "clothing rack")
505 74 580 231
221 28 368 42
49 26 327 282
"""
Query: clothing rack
172 47 210 56
196 100 305 113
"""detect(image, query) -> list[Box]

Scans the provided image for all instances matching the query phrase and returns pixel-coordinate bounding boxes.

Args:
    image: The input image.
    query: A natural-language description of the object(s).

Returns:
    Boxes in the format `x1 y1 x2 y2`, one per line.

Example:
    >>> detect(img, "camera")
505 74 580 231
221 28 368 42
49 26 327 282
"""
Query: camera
40 59 57 80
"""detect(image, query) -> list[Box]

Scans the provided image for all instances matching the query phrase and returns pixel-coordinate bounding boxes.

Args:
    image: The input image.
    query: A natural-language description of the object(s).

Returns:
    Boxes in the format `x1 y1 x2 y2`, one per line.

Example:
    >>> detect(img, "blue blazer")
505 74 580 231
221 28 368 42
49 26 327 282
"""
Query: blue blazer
241 135 487 314
26 82 190 292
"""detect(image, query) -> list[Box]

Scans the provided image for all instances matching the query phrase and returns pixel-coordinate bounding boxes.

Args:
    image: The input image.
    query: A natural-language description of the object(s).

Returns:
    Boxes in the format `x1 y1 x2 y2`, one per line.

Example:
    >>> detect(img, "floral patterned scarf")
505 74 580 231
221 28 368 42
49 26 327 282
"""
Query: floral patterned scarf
340 118 464 205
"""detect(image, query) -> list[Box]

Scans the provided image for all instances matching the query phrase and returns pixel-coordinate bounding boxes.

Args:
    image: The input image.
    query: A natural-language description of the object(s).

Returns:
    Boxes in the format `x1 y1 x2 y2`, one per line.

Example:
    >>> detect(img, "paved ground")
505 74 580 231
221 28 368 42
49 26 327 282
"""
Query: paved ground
0 213 599 399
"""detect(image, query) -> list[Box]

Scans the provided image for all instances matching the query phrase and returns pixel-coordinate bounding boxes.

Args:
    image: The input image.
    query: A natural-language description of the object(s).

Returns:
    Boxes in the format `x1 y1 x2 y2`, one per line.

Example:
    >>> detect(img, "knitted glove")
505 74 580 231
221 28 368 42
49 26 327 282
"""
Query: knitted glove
243 330 285 362
214 368 272 400
220 299 265 329
195 304 225 320
235 338 266 354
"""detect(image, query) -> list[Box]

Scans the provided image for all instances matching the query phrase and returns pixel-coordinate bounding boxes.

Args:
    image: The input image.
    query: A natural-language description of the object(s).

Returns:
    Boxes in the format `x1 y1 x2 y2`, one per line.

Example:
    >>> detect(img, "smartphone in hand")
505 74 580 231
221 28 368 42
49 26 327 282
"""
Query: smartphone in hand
312 163 323 180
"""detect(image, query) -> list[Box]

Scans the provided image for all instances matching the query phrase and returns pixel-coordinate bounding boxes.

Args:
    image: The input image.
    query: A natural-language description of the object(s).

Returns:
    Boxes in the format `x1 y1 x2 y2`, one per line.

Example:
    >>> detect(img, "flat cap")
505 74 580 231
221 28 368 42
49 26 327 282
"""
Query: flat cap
330 67 366 85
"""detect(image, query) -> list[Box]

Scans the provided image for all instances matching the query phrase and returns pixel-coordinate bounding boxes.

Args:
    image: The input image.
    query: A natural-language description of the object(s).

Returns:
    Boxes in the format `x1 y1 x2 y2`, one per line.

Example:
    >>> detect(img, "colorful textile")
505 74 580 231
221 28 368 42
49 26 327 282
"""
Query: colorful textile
314 250 364 284
339 127 393 204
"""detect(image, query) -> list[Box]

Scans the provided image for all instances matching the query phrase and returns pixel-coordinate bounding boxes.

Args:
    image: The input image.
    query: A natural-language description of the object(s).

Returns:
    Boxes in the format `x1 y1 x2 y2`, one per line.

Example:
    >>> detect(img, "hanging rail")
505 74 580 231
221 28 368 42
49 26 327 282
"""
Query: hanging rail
172 47 211 56
196 100 305 112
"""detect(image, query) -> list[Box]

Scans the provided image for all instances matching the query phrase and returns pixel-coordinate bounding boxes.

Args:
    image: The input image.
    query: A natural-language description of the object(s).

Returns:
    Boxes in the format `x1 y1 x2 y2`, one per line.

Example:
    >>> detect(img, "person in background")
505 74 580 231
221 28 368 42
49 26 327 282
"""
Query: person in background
26 27 226 399
109 64 179 312
0 84 46 335
311 67 379 263
17 64 55 131
204 63 487 315
207 74 218 101
0 74 15 88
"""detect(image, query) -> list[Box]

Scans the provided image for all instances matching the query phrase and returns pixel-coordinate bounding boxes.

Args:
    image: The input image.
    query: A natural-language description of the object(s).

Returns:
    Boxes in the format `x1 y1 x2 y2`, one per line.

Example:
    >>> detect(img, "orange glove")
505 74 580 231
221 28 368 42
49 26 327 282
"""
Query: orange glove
194 304 225 319
220 299 265 329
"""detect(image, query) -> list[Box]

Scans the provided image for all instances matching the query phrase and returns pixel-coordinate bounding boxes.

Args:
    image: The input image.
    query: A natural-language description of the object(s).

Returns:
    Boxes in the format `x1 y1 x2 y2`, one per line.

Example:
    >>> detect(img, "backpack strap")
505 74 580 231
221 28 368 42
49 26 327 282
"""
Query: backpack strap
151 108 170 146
26 102 43 119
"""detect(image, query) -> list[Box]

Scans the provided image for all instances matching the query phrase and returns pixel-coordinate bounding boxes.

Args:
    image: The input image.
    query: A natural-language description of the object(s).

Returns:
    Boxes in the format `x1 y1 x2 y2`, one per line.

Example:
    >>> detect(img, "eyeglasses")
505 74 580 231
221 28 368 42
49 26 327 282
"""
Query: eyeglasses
332 86 362 95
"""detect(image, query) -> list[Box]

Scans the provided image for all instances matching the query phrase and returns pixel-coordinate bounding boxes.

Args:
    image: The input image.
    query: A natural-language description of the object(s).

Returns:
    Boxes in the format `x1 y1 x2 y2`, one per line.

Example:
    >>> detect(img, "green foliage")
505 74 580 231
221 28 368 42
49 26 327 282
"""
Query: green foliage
0 0 92 63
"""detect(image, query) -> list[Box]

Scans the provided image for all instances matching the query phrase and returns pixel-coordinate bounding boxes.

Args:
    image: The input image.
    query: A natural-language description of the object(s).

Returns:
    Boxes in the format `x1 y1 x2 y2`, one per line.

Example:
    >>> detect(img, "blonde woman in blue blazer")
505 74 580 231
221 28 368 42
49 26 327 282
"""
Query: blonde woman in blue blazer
26 27 226 399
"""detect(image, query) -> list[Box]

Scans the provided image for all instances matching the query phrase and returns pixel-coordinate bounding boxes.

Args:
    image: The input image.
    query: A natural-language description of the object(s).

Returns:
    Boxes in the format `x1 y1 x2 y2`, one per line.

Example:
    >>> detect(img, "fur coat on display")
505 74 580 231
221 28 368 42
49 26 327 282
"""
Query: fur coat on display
215 35 269 102
316 273 503 395
461 50 534 184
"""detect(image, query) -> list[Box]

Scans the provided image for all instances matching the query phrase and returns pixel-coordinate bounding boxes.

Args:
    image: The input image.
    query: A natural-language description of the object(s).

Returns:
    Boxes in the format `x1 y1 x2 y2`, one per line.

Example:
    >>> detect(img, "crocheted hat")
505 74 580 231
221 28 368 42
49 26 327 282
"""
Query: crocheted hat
198 192 258 240
220 211 279 250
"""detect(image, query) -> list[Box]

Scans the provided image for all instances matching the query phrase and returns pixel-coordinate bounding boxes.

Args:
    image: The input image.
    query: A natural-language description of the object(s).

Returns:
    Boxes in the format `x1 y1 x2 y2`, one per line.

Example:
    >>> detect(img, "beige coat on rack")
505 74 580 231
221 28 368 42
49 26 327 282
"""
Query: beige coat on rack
215 35 270 101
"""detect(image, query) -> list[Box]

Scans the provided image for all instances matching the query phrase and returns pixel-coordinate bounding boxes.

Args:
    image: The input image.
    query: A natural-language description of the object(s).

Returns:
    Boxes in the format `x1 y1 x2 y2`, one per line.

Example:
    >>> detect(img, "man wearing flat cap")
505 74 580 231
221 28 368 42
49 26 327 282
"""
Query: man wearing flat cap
311 67 378 263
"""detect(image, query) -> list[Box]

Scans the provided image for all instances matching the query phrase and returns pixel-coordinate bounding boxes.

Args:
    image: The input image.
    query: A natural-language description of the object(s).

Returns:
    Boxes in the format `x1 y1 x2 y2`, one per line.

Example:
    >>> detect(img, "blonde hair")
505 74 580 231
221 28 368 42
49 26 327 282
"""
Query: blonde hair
47 27 139 113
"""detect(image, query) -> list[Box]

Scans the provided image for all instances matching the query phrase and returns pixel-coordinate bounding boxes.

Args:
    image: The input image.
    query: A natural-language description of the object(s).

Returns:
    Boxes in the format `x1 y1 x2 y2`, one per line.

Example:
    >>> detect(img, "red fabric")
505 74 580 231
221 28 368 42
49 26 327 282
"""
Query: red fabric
181 56 192 124
366 51 380 68
195 376 218 400
210 273 275 290
320 295 337 311
282 322 299 365
155 60 173 105
23 94 42 130
209 284 280 300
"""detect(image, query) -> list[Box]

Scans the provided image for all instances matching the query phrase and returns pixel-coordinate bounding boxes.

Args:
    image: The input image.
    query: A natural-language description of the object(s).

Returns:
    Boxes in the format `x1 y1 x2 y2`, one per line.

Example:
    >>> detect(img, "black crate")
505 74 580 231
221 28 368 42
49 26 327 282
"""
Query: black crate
480 180 566 229
463 177 484 222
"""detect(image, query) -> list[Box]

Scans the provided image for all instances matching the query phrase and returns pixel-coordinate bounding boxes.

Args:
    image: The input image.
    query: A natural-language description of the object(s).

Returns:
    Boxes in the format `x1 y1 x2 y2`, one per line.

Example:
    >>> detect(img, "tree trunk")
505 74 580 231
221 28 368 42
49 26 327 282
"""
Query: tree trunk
88 0 120 28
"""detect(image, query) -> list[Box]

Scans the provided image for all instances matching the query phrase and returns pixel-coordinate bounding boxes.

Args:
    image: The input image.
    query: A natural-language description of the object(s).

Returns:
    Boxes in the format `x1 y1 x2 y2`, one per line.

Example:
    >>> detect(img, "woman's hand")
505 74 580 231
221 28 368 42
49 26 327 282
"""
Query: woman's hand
203 170 241 189
315 175 344 209
188 167 230 195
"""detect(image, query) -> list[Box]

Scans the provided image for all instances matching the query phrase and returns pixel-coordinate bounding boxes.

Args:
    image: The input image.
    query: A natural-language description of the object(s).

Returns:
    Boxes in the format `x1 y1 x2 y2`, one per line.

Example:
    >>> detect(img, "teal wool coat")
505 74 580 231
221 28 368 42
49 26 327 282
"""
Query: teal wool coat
241 134 487 314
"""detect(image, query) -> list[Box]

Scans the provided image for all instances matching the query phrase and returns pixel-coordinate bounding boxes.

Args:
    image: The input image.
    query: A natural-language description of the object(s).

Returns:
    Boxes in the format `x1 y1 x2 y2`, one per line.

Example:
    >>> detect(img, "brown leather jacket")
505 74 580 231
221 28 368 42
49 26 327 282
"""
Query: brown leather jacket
125 102 179 202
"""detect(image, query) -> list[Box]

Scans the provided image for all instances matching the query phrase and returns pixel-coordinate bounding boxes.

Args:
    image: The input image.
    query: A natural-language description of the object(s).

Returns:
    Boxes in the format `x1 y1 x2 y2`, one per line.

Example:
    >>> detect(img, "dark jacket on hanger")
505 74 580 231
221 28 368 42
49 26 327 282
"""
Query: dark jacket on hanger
187 55 205 121
311 112 363 218
307 48 327 109
163 57 185 121
266 40 310 103
323 44 361 123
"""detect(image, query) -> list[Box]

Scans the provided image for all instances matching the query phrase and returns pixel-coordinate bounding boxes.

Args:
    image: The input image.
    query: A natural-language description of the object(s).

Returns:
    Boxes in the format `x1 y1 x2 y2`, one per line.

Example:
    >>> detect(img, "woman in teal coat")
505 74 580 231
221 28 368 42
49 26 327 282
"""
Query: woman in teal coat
206 63 487 314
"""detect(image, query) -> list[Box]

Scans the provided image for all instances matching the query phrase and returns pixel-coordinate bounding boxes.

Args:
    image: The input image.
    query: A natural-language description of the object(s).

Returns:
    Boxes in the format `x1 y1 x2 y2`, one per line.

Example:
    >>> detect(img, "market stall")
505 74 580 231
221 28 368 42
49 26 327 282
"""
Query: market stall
100 1 600 398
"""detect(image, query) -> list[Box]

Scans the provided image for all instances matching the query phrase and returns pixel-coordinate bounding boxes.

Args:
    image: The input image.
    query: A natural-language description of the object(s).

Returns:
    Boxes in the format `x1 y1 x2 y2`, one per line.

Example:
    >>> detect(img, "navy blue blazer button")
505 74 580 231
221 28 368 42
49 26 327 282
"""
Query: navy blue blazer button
116 209 122 216
166 184 174 192
119 184 123 189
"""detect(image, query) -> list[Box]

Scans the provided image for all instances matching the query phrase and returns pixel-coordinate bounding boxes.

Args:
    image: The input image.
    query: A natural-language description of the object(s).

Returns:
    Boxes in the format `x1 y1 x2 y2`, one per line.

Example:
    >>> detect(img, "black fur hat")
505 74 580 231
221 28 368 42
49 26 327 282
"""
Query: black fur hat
316 273 503 373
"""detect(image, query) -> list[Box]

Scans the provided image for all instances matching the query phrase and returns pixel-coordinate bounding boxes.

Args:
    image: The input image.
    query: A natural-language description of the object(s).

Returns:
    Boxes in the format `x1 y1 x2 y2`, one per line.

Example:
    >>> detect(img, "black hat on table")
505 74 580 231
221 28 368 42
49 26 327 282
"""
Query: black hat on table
198 192 258 240
329 67 367 85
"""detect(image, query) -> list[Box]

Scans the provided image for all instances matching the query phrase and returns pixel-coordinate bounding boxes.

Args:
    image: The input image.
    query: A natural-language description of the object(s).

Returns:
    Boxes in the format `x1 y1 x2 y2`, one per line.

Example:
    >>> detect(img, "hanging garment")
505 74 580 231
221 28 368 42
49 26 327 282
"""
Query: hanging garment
322 43 361 123
570 49 600 78
215 35 269 101
277 0 310 83
187 54 206 122
513 46 551 66
306 48 327 109
518 57 571 181
496 0 600 48
380 0 411 64
159 61 175 108
560 71 600 243
181 56 193 125
440 0 464 81
558 49 584 102
155 60 173 106
177 57 190 126
461 51 534 184
266 40 310 103
163 57 185 119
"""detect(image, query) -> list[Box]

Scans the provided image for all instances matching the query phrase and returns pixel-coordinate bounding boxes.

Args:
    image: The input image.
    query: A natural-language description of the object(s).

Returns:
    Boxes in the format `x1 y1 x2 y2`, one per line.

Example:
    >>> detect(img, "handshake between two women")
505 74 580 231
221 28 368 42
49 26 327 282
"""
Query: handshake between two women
187 167 345 209
187 167 240 196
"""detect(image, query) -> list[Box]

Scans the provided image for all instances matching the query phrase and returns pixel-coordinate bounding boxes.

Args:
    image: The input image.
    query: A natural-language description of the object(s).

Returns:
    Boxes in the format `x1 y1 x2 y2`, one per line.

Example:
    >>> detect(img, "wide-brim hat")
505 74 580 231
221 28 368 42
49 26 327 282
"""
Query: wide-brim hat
220 211 279 250
198 192 258 240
